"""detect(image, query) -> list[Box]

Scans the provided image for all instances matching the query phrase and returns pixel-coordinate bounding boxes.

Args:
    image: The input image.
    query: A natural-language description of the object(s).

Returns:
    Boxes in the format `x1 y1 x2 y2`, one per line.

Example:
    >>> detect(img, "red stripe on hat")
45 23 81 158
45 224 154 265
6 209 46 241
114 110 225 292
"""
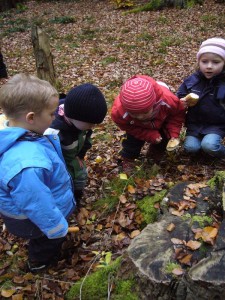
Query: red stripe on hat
120 78 156 113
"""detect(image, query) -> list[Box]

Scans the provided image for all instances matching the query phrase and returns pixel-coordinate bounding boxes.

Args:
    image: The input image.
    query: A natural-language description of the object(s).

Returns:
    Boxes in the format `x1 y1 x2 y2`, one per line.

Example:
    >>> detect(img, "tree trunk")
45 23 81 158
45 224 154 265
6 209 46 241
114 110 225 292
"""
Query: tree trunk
31 26 56 88
0 52 8 78
0 0 23 12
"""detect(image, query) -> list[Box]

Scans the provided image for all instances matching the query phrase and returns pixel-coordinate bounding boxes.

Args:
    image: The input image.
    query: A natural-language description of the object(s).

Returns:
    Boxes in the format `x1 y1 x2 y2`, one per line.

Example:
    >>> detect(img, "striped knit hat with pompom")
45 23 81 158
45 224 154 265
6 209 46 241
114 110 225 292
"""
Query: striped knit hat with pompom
120 77 156 113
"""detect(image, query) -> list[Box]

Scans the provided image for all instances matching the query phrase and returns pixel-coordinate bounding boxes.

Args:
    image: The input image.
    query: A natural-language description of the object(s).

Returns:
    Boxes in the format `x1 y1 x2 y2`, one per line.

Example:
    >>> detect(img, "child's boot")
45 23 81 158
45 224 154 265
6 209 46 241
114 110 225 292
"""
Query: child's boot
27 260 49 273
74 189 83 208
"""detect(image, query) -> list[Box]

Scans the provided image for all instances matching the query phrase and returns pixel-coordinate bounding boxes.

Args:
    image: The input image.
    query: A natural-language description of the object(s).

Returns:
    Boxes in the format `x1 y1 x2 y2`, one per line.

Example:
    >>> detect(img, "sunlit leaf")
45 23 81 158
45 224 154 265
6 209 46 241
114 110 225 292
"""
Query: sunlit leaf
105 252 112 265
127 185 135 194
1 289 16 298
119 173 128 180
95 155 103 163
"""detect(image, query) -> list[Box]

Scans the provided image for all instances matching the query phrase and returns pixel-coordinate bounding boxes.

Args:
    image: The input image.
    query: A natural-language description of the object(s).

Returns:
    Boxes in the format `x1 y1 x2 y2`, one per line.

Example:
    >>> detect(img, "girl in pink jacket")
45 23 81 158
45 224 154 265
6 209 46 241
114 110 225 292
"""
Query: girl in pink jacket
111 75 185 174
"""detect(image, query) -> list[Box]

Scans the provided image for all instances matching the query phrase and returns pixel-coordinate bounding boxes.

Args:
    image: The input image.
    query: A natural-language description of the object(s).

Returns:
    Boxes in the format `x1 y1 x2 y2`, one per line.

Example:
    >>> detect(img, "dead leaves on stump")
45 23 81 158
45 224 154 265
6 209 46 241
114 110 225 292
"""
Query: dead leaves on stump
167 183 220 272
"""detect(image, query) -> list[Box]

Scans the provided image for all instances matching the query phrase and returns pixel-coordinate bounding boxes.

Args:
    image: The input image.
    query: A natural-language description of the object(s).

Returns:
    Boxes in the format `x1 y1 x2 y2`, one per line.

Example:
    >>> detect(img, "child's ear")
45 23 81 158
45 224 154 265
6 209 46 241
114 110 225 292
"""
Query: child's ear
26 112 35 124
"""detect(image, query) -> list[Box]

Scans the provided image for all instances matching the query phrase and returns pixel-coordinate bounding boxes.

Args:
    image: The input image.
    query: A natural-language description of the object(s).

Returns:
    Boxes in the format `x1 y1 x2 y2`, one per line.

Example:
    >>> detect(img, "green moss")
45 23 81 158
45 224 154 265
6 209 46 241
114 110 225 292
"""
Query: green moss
66 257 138 300
124 0 164 13
137 190 167 226
182 213 213 228
192 215 213 227
208 171 225 190
164 261 180 274
113 279 138 300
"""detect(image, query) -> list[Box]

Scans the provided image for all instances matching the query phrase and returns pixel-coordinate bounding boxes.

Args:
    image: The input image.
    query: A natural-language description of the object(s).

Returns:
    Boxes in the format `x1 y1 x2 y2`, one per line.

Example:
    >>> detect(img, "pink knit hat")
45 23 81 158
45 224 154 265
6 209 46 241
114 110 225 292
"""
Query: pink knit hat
120 77 156 113
197 37 225 61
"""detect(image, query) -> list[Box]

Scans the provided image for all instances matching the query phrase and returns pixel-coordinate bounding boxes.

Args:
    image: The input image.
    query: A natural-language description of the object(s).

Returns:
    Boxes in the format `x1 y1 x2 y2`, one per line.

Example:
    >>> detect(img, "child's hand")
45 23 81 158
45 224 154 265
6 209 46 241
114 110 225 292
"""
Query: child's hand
183 93 199 107
155 136 162 144
180 97 188 109
166 138 180 151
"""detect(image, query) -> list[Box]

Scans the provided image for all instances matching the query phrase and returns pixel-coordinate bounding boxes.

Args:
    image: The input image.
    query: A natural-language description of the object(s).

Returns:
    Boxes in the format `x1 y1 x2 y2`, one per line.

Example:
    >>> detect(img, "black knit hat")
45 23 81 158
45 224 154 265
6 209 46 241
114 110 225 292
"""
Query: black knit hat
64 83 107 124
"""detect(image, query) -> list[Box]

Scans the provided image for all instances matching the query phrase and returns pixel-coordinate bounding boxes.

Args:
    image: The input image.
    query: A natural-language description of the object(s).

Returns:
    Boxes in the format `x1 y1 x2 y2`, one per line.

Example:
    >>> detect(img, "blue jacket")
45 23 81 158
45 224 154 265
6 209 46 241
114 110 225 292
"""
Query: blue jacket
0 127 76 239
177 71 225 137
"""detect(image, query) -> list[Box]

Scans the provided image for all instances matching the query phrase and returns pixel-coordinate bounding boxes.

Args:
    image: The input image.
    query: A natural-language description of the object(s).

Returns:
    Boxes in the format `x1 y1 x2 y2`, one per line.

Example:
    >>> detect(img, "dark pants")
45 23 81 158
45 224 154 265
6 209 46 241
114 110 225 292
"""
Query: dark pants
2 215 66 264
120 134 145 159
120 132 168 160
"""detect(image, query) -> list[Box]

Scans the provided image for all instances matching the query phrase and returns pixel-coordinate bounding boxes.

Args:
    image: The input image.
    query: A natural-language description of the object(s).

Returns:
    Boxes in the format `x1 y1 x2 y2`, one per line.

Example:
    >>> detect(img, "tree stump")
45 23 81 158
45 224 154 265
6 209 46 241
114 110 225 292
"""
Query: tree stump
31 26 56 87
120 182 225 300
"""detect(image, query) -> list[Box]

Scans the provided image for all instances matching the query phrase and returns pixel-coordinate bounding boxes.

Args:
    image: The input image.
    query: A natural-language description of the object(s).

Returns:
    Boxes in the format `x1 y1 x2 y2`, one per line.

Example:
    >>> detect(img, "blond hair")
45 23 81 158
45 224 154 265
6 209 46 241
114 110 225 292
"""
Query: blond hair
0 73 58 119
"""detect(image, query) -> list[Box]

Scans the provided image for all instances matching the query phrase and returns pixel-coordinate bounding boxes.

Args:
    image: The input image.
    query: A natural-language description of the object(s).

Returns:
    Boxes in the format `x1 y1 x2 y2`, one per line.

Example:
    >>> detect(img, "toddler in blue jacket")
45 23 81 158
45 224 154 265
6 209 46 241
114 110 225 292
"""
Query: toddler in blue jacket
177 37 225 158
0 74 76 272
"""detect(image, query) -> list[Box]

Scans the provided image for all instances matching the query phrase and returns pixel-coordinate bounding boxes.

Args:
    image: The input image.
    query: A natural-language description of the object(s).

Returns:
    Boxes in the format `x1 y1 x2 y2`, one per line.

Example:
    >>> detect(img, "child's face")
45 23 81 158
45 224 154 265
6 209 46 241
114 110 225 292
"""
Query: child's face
33 96 59 134
129 108 153 121
68 118 96 130
199 53 225 79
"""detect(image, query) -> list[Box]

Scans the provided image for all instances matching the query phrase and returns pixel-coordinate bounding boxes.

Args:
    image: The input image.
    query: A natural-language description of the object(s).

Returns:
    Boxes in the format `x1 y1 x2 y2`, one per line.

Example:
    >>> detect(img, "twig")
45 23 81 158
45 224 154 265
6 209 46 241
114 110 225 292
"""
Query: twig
79 253 101 300
39 275 75 286
34 279 43 300
107 273 114 300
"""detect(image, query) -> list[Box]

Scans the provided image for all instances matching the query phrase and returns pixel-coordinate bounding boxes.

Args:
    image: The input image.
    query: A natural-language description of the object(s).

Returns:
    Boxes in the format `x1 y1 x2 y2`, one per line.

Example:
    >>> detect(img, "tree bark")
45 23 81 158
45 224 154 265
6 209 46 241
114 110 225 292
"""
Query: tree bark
0 0 23 12
0 52 8 78
31 26 57 87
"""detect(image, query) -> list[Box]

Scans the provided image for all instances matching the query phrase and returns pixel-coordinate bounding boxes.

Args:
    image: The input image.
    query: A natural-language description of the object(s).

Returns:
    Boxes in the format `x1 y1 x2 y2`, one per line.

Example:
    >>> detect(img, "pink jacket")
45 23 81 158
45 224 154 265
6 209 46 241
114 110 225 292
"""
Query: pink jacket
111 75 185 143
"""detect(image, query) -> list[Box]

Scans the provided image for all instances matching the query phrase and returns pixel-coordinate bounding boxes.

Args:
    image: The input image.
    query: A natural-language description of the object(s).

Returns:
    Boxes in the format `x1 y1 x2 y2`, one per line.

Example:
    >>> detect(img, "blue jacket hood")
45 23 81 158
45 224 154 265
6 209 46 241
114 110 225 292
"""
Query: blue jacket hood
0 127 28 156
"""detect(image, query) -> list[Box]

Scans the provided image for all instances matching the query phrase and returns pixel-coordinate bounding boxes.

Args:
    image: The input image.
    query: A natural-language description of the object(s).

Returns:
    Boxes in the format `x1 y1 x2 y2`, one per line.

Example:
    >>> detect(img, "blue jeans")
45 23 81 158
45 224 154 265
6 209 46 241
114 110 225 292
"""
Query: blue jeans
184 134 225 158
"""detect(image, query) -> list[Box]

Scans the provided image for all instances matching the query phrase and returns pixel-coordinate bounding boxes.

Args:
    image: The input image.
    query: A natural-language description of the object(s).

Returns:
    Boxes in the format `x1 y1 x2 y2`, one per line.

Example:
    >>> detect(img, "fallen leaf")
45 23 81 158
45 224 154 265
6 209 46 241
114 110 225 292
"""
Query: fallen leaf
114 232 126 241
172 268 184 275
119 194 127 203
95 155 103 163
1 289 16 298
13 276 24 284
119 173 128 180
167 223 175 232
154 202 160 209
127 185 135 194
178 253 192 265
12 294 23 300
96 224 103 231
171 210 184 216
186 240 201 250
130 230 141 238
177 165 185 172
171 238 184 245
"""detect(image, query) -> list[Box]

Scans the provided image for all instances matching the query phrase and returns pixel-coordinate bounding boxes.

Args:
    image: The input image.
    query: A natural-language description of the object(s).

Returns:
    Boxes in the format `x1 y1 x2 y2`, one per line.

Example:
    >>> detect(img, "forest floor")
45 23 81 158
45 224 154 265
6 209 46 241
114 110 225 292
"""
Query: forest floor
0 0 225 299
